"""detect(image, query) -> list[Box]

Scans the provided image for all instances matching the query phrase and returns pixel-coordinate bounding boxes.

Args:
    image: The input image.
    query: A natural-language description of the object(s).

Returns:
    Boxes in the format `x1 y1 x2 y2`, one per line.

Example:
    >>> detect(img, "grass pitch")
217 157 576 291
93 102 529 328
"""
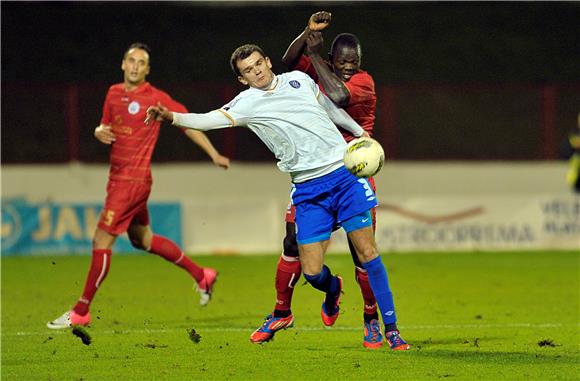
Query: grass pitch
2 251 579 380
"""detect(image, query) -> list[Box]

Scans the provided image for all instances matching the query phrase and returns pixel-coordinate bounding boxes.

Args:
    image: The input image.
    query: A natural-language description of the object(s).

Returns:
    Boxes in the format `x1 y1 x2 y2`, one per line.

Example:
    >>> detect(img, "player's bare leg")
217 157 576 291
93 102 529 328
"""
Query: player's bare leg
347 226 410 350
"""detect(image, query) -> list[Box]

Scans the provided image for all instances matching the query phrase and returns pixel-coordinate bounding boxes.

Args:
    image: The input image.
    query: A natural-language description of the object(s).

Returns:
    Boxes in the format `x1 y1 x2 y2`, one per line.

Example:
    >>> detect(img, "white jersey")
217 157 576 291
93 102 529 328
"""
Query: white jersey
221 71 346 175
172 70 364 182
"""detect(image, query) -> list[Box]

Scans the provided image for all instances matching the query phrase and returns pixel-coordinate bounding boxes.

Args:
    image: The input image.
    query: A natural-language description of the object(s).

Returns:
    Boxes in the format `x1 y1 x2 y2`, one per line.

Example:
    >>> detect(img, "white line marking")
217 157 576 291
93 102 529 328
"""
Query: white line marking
5 322 577 337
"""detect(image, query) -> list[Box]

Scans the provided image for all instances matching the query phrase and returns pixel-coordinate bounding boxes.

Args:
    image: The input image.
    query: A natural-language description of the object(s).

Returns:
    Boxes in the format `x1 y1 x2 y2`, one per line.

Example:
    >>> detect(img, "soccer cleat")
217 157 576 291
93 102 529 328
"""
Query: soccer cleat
250 313 295 343
47 310 91 329
386 330 411 350
320 275 343 326
363 319 384 348
197 267 218 306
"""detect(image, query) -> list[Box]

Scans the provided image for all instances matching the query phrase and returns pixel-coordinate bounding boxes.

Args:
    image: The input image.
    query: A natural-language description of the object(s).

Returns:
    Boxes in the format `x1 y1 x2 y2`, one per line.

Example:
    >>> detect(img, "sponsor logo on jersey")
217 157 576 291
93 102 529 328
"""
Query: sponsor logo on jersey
113 125 133 136
128 101 140 115
289 80 301 89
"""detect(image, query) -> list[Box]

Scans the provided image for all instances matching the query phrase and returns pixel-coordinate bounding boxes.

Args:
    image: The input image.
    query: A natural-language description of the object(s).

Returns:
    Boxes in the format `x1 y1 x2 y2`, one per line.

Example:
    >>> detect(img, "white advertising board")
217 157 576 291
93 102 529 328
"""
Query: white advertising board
328 195 579 253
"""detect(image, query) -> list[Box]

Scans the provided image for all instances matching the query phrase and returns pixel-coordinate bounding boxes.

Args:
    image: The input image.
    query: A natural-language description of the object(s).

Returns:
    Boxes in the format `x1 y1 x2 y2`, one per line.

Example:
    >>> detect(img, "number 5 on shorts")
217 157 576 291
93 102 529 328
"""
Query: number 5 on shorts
101 209 115 226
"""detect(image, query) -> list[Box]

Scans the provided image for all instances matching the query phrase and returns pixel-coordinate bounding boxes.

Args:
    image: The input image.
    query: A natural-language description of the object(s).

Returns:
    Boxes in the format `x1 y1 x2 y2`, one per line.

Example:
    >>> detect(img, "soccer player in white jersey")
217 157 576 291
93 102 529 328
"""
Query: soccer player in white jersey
146 44 410 350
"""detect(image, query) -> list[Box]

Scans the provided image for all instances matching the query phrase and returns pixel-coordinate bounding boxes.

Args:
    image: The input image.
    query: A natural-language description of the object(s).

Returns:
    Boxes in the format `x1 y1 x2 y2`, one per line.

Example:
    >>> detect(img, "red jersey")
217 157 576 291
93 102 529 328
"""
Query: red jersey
100 82 187 182
294 55 376 142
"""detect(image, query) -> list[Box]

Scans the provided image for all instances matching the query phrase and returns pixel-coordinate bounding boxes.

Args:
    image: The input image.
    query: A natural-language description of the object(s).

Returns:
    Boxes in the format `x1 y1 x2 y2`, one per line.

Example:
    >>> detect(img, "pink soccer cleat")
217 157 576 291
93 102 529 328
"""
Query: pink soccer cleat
197 268 218 306
47 310 91 329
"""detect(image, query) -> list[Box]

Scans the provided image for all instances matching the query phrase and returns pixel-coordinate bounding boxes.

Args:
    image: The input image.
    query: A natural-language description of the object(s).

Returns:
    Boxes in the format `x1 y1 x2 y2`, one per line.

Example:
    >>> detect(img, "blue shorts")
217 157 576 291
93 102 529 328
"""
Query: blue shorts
291 166 378 245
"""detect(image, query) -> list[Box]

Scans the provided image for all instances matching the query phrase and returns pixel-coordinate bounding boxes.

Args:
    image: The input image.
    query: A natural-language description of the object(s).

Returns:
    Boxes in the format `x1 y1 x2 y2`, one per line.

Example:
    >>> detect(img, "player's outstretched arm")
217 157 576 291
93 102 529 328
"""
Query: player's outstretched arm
282 11 332 69
148 102 236 133
94 124 116 145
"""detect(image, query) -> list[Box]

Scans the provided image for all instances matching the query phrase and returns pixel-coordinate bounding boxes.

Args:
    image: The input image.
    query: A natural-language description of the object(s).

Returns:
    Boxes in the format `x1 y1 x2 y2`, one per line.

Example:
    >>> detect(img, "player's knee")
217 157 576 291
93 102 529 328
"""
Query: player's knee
283 223 299 258
358 246 379 263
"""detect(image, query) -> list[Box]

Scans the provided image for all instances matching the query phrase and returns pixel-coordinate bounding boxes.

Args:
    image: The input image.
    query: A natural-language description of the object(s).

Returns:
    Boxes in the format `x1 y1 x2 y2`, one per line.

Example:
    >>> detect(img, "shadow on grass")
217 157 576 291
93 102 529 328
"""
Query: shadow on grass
410 347 578 365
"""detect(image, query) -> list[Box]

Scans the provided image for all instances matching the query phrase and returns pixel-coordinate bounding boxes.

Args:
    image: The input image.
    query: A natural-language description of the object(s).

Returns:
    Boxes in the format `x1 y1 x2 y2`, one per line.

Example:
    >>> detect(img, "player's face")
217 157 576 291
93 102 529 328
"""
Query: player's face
331 45 361 82
122 48 150 87
236 51 274 90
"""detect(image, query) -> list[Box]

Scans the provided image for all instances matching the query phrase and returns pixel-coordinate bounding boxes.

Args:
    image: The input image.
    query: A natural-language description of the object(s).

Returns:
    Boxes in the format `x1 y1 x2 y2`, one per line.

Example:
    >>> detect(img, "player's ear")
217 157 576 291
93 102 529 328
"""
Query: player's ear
265 57 272 69
121 59 126 71
238 76 248 86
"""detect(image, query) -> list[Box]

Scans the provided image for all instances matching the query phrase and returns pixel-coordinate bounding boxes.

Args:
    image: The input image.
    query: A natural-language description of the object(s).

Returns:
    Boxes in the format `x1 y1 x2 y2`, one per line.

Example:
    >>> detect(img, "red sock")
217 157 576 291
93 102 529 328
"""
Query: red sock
355 267 378 316
274 255 301 312
149 235 204 283
73 249 112 316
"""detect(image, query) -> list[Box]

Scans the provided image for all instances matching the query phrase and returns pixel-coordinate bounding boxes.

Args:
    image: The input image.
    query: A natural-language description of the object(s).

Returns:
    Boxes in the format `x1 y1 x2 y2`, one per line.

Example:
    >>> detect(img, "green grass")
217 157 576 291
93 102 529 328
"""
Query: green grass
2 251 579 380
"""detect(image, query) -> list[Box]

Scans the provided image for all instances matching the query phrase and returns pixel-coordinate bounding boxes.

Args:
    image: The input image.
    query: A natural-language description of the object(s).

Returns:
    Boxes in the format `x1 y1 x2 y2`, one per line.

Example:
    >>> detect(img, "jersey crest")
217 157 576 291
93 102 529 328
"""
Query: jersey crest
128 101 140 115
289 80 301 89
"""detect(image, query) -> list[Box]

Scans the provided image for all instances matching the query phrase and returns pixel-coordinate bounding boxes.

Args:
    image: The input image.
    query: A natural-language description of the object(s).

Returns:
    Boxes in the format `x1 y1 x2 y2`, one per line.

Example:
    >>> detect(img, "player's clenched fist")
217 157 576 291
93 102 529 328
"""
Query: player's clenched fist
308 11 331 31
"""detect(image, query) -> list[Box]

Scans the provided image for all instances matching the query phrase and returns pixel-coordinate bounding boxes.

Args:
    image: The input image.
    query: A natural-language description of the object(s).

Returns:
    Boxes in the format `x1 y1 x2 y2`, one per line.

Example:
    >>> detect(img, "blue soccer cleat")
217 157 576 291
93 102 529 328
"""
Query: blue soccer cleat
386 330 411 350
363 319 384 348
250 313 294 343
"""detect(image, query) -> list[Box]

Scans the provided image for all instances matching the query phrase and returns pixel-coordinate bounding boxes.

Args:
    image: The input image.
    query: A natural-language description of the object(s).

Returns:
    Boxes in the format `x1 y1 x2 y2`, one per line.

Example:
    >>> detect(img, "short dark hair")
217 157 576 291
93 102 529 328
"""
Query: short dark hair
330 33 362 58
124 42 152 60
230 44 266 76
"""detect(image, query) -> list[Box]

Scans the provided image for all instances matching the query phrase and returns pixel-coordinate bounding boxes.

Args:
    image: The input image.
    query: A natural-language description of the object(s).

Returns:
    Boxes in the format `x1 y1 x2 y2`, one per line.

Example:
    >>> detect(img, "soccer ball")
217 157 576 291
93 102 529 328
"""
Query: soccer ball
343 137 385 178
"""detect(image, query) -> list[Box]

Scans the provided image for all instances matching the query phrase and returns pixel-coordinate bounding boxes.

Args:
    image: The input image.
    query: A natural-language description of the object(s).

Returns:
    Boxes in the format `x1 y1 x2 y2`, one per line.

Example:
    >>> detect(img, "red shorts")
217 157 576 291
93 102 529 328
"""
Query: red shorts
285 176 377 228
97 180 151 235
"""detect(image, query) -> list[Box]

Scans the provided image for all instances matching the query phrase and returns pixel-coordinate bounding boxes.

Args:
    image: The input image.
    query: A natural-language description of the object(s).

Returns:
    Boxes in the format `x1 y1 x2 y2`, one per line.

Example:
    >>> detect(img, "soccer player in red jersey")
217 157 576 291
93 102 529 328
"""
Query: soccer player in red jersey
47 42 230 329
251 13 408 350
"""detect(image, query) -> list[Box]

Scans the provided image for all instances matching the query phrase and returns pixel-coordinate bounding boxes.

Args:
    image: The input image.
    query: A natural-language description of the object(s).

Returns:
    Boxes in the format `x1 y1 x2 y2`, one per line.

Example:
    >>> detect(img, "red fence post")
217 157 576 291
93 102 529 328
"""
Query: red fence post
540 84 557 159
64 84 80 162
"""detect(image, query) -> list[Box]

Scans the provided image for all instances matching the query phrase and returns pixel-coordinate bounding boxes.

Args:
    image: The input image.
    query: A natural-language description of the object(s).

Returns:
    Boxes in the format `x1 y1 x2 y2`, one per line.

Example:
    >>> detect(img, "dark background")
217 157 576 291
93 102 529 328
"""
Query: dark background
2 1 580 163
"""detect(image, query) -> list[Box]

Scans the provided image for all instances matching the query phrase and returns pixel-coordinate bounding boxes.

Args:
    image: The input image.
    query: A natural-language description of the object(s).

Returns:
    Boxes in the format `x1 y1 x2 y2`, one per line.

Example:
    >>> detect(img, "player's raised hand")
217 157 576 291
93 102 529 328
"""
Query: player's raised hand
94 124 116 144
306 32 324 56
145 102 172 125
308 11 331 31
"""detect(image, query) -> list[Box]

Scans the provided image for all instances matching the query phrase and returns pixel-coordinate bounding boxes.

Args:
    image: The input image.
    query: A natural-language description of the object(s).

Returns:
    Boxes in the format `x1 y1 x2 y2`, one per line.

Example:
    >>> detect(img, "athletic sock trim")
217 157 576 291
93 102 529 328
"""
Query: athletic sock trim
95 253 109 288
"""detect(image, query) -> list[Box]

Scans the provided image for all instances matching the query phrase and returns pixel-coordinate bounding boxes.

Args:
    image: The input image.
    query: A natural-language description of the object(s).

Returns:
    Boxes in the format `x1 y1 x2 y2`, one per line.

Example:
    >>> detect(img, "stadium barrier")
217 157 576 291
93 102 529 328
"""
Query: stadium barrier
1 162 578 255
